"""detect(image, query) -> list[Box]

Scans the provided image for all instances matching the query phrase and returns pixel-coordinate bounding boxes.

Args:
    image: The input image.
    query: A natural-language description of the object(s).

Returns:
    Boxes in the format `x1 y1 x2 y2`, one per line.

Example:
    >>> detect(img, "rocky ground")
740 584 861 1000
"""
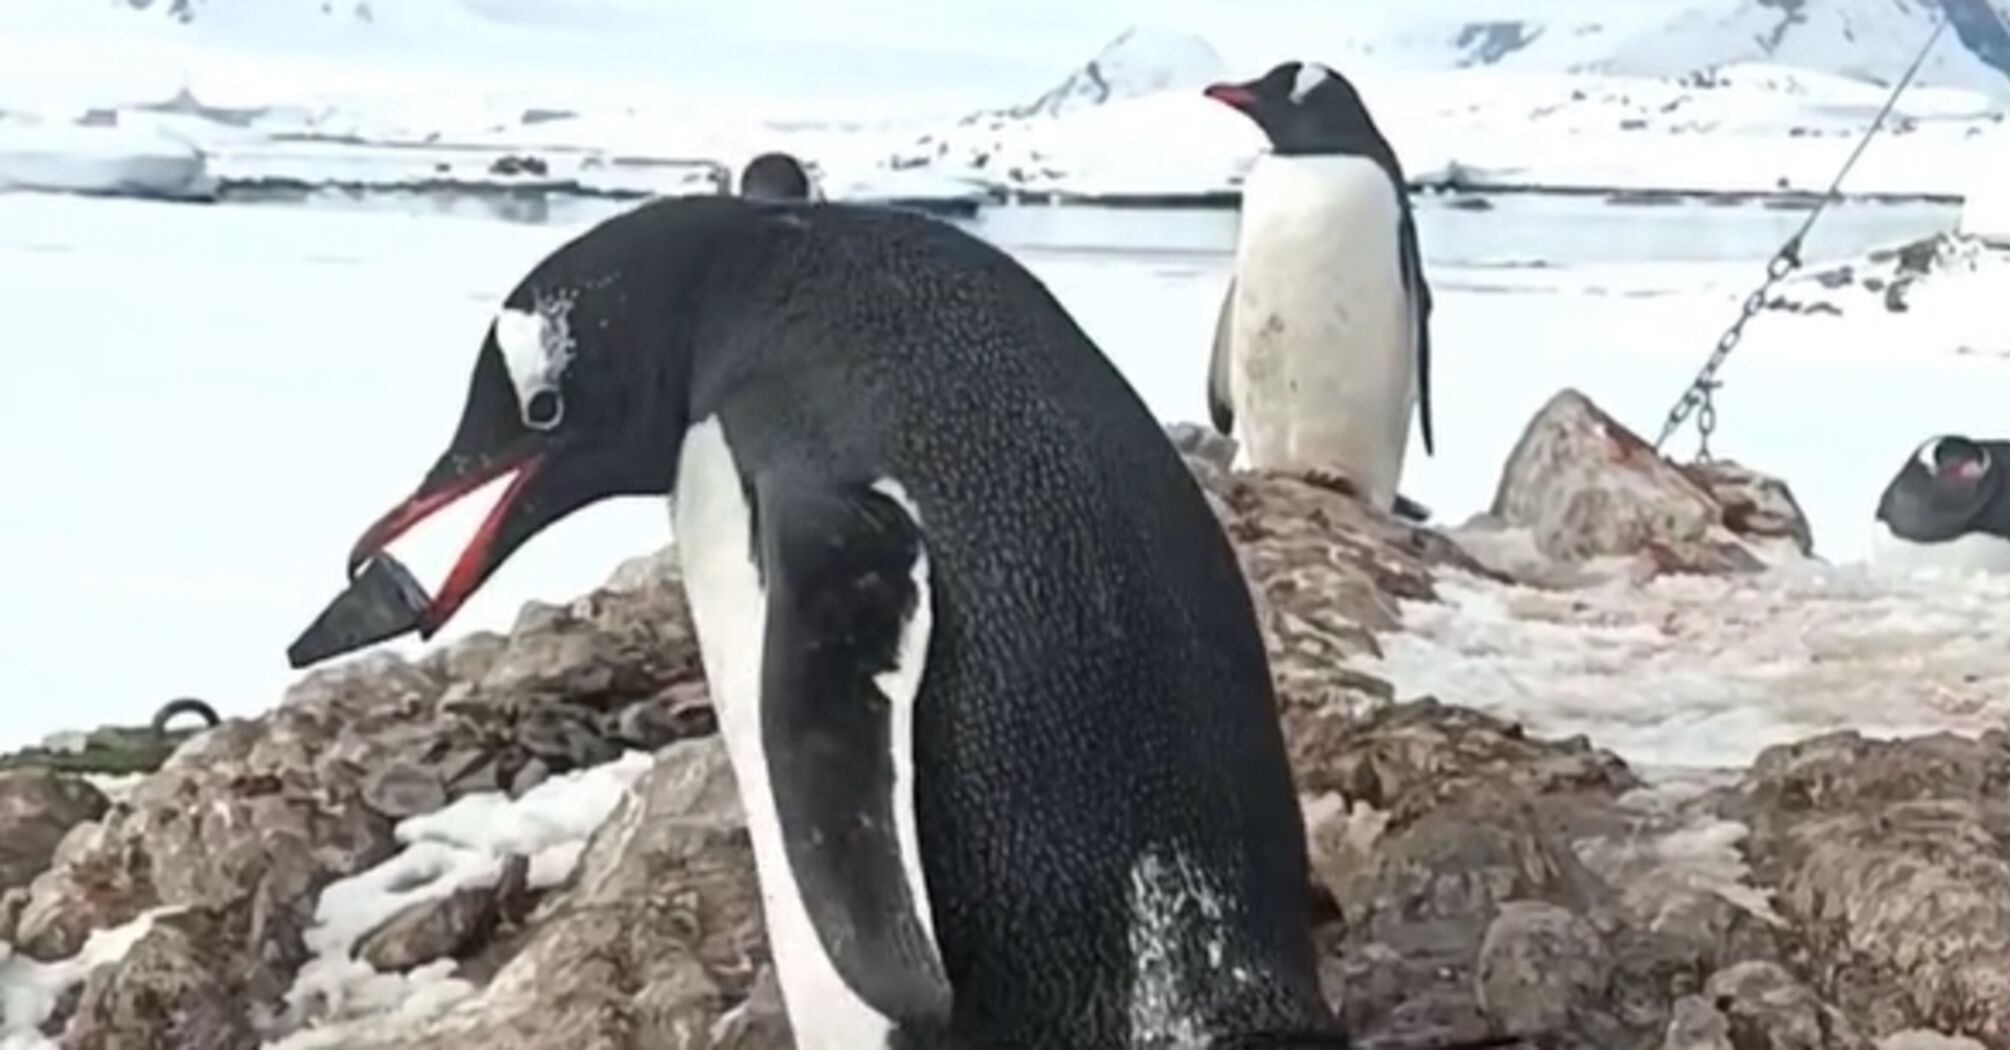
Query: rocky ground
2 390 2004 1050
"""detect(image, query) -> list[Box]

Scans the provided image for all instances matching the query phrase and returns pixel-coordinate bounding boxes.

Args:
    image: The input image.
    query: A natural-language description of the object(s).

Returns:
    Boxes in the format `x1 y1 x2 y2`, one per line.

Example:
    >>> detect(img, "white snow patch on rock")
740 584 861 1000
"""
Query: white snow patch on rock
270 750 654 1042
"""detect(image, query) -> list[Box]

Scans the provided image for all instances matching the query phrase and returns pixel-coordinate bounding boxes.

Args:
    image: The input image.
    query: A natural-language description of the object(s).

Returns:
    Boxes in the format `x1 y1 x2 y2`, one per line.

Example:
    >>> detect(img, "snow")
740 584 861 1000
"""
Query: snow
899 59 2003 199
1871 520 2010 574
1377 557 2010 773
1763 231 2008 356
0 113 214 200
0 909 178 1049
1959 127 2010 241
1 187 2003 751
2 2 2005 203
272 751 653 1042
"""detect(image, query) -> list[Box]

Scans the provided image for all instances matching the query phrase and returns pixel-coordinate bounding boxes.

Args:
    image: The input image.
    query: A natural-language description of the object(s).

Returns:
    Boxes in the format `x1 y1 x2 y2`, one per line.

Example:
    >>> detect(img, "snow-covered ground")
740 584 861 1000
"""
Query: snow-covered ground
2 186 2006 759
1379 560 2010 775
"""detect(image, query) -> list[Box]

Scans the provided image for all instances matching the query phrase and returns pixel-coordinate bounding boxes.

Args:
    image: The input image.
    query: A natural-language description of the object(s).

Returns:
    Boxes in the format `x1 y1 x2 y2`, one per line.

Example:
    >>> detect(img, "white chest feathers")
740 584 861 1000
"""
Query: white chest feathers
671 416 942 1050
1226 153 1420 507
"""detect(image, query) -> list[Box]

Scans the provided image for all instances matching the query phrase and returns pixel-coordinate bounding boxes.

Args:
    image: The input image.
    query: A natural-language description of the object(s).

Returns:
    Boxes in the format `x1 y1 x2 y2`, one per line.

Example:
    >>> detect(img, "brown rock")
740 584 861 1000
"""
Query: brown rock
1296 700 1639 823
362 761 448 820
1659 962 1874 1050
0 770 107 893
267 739 772 1048
1187 464 1483 719
63 904 264 1050
354 855 532 973
1475 900 1611 1039
1489 388 1811 576
1721 731 2010 1044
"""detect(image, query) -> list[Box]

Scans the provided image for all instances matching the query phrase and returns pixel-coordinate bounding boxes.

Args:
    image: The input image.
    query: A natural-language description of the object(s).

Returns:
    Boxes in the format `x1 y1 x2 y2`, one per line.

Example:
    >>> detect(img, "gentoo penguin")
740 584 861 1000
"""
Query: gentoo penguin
1203 59 1434 513
739 151 819 201
1871 434 2010 573
340 196 1346 1047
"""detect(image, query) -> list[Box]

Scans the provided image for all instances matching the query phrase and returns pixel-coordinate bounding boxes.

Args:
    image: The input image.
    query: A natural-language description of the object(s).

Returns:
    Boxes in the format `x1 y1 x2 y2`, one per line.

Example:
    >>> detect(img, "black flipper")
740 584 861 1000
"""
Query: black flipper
1209 277 1238 435
753 471 952 1028
1398 204 1435 457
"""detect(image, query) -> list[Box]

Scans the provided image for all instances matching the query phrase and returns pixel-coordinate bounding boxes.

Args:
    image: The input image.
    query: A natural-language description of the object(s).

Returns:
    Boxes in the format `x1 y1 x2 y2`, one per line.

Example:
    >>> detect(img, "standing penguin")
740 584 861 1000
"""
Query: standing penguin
1871 434 2010 573
1203 60 1434 513
336 197 1346 1048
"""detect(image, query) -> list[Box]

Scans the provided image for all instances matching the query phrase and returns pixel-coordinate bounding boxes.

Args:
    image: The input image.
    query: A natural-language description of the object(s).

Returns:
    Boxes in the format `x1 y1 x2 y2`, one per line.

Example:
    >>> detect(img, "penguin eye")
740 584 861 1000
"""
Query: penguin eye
523 387 565 431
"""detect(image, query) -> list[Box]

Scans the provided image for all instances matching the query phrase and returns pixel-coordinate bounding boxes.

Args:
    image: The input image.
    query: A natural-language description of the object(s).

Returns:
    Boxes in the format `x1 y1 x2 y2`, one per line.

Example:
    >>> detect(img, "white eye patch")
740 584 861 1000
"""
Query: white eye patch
1916 437 1943 471
494 295 576 430
1290 62 1332 103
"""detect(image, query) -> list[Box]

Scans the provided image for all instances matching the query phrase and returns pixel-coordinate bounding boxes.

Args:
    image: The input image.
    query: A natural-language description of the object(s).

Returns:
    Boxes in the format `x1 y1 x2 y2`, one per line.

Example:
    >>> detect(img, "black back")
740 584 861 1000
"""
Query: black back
456 197 1342 1045
683 201 1335 1045
1876 435 2010 542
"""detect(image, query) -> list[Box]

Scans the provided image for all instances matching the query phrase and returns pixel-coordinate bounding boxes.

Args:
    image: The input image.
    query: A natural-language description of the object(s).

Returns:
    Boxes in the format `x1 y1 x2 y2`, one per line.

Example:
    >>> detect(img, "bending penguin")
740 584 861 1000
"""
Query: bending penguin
1871 434 2010 574
1203 60 1435 516
338 196 1347 1048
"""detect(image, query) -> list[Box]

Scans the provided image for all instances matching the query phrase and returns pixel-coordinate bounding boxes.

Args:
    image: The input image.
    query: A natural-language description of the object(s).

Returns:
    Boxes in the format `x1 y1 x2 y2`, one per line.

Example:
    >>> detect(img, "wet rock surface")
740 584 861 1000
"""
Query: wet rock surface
0 400 1996 1048
1483 388 1815 580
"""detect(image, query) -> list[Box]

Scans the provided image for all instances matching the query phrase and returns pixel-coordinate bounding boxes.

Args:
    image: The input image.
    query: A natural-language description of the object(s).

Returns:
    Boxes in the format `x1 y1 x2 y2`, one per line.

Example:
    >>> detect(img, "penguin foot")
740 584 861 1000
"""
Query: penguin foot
1392 494 1433 523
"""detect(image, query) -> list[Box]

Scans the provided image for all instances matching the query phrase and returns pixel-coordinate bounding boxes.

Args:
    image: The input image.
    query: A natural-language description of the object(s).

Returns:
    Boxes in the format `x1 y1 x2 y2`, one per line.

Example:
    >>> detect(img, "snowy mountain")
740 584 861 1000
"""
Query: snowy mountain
1006 27 1227 120
1588 0 2010 100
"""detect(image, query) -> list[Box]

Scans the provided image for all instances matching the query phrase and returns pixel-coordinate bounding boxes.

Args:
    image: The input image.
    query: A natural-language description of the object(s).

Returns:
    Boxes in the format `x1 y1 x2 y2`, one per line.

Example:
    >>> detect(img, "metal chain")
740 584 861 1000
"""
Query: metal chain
1652 12 1950 460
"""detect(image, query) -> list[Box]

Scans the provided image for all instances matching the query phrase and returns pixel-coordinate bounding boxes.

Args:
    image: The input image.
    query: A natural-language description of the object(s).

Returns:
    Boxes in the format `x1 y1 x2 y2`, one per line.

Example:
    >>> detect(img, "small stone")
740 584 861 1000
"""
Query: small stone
611 699 685 750
362 761 448 819
1 885 27 943
508 757 552 798
356 883 500 973
1474 901 1610 1037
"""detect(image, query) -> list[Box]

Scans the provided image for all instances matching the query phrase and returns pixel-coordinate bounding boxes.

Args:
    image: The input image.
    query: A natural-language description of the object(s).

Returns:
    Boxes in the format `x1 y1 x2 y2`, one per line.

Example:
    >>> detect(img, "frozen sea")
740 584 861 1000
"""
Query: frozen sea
0 187 1998 751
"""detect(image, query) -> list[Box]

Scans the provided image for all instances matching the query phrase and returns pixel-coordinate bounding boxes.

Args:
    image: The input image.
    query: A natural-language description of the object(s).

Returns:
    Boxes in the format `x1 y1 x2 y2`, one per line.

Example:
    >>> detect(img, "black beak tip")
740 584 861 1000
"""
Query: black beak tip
286 552 433 670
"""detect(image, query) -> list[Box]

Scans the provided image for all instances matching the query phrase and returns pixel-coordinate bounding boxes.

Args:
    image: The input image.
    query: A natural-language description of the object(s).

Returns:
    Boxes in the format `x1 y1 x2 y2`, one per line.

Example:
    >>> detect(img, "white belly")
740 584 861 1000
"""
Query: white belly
1868 519 2010 576
672 417 896 1050
1227 153 1418 507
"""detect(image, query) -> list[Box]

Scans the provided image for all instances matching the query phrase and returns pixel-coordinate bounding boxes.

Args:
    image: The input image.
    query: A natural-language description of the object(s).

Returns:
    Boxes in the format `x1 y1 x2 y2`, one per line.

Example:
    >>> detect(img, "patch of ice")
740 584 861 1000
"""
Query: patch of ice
1 908 179 1046
0 115 214 200
1376 561 2010 772
1881 1032 1991 1050
270 750 654 1042
80 773 144 807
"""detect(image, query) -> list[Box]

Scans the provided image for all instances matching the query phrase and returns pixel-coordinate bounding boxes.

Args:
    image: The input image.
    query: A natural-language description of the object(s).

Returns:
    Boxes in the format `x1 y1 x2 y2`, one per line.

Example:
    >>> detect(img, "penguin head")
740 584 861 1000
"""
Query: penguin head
739 151 816 201
346 199 739 635
1203 60 1387 158
1917 434 1993 486
1879 434 2002 540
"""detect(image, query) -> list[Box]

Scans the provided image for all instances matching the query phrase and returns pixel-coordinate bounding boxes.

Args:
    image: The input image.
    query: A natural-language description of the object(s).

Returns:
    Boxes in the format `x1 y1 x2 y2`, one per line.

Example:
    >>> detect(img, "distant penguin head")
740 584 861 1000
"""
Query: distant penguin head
739 151 815 201
1878 434 2001 540
1916 434 1993 486
346 198 749 634
1203 60 1388 158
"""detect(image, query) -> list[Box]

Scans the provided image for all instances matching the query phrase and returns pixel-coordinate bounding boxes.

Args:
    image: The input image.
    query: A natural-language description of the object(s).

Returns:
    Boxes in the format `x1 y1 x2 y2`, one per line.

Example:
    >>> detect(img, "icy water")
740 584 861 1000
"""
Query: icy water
0 189 1991 749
